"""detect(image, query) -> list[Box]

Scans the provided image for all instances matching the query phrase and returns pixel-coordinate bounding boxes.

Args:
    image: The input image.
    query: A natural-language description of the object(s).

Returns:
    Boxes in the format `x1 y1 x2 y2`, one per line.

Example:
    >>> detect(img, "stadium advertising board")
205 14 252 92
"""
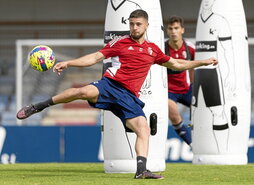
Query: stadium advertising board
0 126 253 164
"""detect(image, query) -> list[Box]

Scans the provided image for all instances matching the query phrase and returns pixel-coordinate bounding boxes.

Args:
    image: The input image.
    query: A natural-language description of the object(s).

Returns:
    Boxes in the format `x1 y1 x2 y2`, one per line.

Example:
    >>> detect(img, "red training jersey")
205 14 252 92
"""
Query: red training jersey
99 35 171 97
167 41 195 94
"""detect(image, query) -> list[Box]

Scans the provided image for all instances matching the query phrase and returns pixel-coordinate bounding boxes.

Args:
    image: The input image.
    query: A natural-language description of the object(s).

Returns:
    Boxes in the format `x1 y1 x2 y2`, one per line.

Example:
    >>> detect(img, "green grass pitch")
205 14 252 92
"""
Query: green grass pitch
0 163 253 185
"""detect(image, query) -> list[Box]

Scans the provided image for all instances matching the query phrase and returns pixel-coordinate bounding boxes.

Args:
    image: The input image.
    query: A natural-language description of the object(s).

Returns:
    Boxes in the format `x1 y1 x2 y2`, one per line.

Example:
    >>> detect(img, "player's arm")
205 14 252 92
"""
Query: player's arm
161 57 218 71
53 51 105 75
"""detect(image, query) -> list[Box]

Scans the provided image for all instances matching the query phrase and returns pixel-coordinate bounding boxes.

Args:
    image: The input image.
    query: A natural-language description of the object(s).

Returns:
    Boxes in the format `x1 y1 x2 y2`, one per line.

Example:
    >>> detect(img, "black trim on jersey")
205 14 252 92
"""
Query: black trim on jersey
213 123 229 130
111 0 126 11
201 13 214 23
111 0 141 11
218 36 232 41
165 39 191 74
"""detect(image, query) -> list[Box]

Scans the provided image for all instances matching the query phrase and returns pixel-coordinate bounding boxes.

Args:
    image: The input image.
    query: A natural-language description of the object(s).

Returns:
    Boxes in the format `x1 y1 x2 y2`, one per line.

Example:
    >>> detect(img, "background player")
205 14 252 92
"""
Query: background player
165 16 195 146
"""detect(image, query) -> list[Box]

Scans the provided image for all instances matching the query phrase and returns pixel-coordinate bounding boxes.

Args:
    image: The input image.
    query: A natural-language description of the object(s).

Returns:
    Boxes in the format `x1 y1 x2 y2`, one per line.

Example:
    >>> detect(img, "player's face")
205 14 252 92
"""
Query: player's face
166 22 184 42
129 17 148 40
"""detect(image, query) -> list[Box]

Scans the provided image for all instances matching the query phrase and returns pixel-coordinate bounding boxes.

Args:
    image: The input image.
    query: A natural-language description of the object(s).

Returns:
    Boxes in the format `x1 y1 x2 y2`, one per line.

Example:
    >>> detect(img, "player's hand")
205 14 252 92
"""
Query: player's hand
206 57 218 66
53 61 68 75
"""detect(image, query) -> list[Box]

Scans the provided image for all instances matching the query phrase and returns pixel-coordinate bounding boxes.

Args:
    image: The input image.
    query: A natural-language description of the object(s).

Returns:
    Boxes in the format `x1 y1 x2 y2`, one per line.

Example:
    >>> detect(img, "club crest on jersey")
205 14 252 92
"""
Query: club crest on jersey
148 47 153 55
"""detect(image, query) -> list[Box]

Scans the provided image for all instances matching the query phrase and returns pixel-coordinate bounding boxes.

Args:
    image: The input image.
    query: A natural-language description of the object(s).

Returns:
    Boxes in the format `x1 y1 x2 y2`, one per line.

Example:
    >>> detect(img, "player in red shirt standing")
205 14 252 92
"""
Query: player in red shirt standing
17 10 217 179
165 16 195 146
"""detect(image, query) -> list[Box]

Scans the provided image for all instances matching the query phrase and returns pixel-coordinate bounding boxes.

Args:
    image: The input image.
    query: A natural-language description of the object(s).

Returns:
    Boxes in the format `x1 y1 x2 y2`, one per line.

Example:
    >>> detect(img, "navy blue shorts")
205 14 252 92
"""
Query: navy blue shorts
168 84 192 107
88 77 146 131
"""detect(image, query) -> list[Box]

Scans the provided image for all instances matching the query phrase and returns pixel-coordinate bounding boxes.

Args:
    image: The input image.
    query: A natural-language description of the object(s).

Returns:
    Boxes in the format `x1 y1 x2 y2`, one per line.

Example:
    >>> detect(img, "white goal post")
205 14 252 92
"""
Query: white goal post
15 38 254 125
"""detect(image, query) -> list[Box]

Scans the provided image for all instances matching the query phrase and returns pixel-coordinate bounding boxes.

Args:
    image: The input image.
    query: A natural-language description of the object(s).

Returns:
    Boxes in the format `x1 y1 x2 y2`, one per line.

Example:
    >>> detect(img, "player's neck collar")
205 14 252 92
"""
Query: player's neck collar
130 36 145 45
169 39 184 50
201 12 214 23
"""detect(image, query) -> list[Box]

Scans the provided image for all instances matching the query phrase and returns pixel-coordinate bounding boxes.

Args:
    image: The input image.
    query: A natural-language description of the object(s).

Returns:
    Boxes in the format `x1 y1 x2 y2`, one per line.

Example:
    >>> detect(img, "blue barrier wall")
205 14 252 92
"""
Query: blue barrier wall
0 126 101 163
2 126 61 163
0 125 253 163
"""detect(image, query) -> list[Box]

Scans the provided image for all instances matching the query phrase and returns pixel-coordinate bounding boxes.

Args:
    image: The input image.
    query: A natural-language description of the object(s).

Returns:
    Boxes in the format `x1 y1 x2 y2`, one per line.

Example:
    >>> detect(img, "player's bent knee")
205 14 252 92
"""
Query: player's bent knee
126 116 150 136
78 85 99 100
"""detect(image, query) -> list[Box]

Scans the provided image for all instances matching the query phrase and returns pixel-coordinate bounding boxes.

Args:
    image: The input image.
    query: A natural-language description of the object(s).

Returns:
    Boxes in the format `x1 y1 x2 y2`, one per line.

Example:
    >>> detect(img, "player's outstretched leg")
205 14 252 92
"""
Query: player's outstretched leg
16 98 54 119
16 105 40 119
16 85 99 120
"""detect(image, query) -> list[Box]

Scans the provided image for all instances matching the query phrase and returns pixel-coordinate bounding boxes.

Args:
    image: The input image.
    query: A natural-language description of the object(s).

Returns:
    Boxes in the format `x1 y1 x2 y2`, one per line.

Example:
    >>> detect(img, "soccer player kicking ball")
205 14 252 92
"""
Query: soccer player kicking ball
17 9 217 179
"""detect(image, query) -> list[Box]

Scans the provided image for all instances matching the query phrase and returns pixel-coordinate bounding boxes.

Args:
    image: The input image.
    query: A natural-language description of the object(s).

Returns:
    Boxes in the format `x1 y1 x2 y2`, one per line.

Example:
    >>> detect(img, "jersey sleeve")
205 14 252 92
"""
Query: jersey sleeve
154 46 171 65
99 40 120 59
217 15 232 41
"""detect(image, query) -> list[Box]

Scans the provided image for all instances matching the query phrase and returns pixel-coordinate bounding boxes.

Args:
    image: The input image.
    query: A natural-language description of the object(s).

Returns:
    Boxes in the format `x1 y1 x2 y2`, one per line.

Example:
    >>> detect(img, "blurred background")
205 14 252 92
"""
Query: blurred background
0 0 254 163
0 0 253 126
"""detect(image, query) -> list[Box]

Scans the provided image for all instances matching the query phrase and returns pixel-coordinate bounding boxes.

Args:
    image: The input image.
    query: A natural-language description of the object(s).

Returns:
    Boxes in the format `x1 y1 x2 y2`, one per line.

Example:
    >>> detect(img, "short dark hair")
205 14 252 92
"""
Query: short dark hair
166 16 184 27
129 9 148 21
